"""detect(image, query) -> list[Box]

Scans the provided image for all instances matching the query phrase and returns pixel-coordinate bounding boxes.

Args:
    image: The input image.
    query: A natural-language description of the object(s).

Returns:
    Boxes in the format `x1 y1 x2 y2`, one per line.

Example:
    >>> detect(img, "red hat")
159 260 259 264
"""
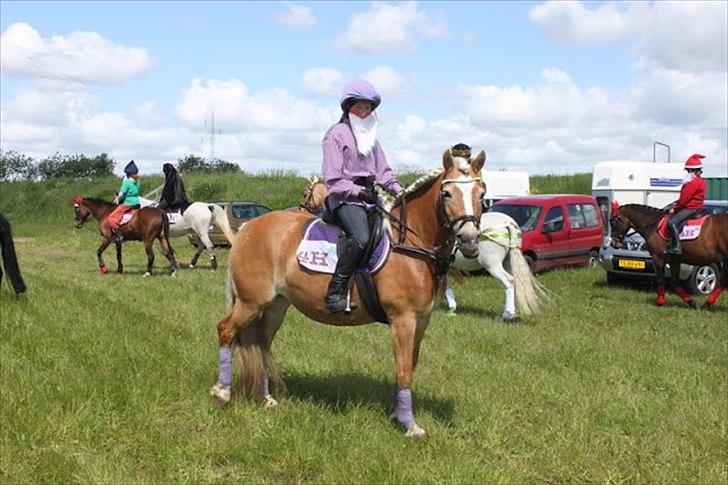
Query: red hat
684 153 705 170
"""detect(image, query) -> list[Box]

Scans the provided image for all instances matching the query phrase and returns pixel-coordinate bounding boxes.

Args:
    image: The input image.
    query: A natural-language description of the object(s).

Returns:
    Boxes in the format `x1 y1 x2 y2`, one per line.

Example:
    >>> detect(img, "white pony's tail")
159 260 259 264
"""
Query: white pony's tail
225 263 237 311
506 225 549 315
210 204 237 245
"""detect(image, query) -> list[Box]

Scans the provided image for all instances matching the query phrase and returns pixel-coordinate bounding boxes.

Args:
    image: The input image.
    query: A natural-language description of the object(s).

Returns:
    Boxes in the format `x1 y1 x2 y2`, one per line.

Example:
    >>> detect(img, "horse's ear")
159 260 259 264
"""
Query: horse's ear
443 149 454 172
313 175 319 183
471 151 486 173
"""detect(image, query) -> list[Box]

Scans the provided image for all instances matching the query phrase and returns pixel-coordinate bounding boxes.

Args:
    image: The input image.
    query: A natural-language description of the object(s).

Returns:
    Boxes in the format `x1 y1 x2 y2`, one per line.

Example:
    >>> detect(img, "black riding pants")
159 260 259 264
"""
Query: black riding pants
335 204 371 251
669 208 697 231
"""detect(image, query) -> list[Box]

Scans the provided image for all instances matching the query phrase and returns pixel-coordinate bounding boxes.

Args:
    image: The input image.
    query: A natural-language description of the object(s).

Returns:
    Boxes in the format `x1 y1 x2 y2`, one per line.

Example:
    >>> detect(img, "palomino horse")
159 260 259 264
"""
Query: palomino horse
297 175 327 215
0 213 27 295
139 197 235 270
447 211 547 321
610 204 728 310
73 197 179 276
210 149 486 437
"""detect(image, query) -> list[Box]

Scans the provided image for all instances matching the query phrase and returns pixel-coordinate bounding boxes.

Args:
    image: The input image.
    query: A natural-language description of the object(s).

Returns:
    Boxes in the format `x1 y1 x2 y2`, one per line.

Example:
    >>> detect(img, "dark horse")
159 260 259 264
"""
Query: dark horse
0 213 27 295
610 204 728 310
73 196 179 276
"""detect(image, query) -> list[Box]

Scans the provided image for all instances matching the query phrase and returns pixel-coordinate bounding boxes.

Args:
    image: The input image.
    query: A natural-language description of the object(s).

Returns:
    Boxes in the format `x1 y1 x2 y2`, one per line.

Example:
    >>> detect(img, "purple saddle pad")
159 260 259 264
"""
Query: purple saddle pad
296 219 390 275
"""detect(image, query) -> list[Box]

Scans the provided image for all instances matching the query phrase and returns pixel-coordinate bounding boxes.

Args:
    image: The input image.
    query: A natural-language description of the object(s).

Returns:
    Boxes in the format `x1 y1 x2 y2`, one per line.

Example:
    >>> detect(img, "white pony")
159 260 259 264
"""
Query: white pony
446 211 547 321
140 197 235 270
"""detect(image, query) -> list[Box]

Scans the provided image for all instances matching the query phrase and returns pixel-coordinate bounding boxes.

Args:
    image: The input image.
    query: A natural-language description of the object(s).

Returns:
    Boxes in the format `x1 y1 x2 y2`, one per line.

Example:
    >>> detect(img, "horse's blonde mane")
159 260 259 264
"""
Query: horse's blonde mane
384 168 444 212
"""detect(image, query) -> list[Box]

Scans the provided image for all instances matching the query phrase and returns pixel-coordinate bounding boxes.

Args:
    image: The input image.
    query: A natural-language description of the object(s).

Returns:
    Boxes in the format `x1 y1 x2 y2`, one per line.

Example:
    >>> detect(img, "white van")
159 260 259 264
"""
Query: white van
591 161 684 221
482 170 530 208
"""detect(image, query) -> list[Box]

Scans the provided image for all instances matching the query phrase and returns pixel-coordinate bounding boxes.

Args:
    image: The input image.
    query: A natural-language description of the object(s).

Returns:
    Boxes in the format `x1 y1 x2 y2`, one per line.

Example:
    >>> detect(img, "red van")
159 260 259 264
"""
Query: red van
489 194 604 273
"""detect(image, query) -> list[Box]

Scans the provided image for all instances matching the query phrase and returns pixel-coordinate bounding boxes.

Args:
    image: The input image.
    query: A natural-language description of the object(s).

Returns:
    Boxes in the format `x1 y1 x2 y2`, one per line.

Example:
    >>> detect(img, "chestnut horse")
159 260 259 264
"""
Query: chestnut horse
210 149 486 438
73 196 179 277
610 204 728 310
297 175 327 214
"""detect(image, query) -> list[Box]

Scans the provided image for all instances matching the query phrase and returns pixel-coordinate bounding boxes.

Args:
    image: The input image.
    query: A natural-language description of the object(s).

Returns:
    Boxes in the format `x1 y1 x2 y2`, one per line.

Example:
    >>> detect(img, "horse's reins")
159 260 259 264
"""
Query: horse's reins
299 181 325 212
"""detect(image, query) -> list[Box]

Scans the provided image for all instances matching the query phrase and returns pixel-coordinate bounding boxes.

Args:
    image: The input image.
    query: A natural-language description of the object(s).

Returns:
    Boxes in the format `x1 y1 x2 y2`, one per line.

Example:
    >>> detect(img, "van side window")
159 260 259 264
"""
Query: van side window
233 206 256 219
567 204 585 229
581 204 600 227
543 207 564 232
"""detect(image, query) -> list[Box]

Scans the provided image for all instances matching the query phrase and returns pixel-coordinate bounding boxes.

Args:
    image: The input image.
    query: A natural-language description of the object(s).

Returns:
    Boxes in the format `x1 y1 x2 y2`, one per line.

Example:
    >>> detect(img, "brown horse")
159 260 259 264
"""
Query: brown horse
210 149 486 437
610 204 728 310
298 175 328 214
73 196 179 276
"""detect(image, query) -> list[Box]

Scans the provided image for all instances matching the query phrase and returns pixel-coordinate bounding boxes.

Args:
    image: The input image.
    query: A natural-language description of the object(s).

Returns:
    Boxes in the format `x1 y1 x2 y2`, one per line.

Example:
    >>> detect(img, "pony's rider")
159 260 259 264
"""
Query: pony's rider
322 79 404 313
158 163 190 213
108 160 141 243
666 154 706 255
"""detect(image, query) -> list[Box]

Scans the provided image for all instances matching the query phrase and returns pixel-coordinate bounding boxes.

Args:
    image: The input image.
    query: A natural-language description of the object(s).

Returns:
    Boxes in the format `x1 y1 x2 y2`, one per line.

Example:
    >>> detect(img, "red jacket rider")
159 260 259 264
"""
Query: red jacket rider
667 154 706 254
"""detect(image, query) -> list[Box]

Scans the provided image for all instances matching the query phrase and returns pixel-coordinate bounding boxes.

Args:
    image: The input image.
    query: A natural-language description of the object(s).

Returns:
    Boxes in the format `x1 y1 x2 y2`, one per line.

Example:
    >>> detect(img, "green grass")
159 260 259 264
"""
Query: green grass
1 211 726 483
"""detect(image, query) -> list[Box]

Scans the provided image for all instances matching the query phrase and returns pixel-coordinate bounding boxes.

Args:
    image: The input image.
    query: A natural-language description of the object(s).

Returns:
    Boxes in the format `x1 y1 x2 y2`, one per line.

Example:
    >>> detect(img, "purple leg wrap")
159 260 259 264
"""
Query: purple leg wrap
262 367 270 396
218 346 233 386
396 388 416 429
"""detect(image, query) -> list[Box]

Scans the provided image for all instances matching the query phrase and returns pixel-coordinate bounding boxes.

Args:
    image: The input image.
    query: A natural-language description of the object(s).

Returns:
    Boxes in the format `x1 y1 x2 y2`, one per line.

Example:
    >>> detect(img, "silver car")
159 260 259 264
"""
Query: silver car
599 200 727 294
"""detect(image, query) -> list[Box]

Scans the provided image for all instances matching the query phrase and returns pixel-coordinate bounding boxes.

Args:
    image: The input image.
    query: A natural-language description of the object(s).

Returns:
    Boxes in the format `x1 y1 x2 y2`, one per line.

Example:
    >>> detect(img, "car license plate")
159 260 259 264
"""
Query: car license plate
618 259 646 270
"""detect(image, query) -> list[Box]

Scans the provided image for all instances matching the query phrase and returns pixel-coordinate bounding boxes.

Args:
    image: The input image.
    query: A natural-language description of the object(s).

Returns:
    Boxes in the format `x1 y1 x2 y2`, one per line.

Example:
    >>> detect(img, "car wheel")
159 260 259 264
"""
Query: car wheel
524 254 537 274
687 263 719 295
586 250 599 268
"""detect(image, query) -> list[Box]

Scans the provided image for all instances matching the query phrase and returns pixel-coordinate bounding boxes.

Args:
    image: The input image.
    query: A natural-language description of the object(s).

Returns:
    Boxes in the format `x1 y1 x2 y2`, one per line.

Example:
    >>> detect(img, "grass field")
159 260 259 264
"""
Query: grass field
1 174 726 483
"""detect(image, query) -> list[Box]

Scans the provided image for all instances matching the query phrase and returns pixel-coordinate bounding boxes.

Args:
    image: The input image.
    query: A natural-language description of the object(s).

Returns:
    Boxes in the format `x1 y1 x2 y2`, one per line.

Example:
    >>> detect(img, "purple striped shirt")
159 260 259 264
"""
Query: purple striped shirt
322 119 403 212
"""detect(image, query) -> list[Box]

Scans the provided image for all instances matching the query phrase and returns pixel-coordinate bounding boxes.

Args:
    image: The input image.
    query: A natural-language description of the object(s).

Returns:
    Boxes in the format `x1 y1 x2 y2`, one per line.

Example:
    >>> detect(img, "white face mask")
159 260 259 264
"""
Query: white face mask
349 112 378 156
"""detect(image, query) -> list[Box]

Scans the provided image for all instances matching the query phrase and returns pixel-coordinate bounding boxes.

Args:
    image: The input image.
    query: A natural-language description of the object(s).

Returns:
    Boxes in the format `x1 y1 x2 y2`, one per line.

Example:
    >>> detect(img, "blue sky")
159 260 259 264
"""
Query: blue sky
1 1 726 177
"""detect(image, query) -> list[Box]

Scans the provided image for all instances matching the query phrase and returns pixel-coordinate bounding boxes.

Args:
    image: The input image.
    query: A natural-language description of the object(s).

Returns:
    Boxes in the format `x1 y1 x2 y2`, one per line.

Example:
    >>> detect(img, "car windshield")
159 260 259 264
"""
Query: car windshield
489 204 542 231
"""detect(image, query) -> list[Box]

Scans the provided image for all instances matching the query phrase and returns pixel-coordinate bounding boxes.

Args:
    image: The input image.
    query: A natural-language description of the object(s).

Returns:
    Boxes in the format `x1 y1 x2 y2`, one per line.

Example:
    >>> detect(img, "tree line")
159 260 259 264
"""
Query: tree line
0 151 240 182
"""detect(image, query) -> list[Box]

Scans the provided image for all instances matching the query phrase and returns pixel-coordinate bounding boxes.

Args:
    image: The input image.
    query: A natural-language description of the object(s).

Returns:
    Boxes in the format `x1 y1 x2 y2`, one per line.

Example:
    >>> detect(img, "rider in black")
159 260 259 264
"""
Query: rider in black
158 163 190 213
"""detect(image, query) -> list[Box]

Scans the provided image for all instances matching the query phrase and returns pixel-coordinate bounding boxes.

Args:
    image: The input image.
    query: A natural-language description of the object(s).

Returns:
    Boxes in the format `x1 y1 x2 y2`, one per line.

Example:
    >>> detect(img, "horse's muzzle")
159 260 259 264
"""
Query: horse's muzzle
455 224 480 258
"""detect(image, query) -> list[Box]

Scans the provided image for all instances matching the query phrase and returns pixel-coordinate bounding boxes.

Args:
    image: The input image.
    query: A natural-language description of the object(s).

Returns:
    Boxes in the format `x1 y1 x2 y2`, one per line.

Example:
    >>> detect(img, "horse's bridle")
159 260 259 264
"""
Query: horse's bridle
375 176 483 278
73 200 91 228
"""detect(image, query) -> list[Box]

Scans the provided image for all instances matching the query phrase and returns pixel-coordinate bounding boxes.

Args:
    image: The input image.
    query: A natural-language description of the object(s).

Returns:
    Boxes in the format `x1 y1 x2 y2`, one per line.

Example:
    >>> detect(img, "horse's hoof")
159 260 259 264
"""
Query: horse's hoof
503 312 519 323
688 300 698 309
142 272 151 278
446 310 457 318
210 383 231 407
405 424 426 438
188 264 195 269
701 302 716 312
263 395 278 408
170 270 177 277
100 266 109 274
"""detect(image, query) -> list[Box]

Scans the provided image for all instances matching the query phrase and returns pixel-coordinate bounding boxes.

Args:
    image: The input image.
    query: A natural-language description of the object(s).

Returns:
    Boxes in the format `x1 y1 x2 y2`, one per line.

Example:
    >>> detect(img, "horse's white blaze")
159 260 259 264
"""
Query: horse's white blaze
451 176 477 217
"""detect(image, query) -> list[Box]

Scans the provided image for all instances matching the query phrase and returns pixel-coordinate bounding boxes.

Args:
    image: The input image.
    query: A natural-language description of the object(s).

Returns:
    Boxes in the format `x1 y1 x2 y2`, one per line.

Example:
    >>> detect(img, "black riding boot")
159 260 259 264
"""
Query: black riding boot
666 222 681 255
325 241 364 313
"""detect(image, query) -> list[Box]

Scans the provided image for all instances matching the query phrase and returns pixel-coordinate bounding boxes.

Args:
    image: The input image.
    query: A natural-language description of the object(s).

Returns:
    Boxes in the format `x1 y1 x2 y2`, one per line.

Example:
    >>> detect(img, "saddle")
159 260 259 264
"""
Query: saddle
658 211 708 241
119 208 137 225
296 213 391 323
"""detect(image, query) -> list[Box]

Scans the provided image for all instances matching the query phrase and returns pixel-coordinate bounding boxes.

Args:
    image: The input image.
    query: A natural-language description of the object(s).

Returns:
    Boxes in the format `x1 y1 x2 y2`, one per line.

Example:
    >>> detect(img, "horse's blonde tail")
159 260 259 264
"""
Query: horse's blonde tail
211 204 237 245
506 225 549 315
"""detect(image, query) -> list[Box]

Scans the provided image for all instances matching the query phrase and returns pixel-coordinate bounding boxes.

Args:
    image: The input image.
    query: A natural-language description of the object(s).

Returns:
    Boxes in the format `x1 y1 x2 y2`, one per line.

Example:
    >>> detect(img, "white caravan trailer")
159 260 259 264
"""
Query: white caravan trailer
591 160 684 221
481 170 530 208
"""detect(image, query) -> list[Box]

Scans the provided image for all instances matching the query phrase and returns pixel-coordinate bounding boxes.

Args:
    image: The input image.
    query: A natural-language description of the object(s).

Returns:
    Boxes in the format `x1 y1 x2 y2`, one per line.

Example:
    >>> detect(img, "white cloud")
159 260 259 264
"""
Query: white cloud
334 1 447 53
0 22 151 84
275 2 316 28
528 1 638 45
363 66 412 98
302 68 344 97
174 78 333 132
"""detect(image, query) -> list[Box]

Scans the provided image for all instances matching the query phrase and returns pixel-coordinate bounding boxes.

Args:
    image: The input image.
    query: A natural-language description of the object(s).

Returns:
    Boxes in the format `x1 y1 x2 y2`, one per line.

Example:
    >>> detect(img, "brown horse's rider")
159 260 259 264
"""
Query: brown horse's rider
321 79 404 313
666 154 707 255
108 161 141 244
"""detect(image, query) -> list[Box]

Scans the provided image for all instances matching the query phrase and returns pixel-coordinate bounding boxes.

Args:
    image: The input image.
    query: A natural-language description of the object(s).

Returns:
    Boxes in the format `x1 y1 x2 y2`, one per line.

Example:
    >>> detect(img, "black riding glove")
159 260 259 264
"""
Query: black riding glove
358 187 378 205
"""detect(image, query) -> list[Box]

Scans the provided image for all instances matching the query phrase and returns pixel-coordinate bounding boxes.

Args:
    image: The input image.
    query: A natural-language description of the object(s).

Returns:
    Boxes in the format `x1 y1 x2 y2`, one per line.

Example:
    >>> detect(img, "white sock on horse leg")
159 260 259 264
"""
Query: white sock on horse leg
504 287 515 315
445 286 457 311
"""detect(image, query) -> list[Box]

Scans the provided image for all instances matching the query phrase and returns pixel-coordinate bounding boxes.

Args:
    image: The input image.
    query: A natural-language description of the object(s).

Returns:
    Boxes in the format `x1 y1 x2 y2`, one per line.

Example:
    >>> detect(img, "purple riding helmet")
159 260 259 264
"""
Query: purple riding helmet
339 79 381 112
